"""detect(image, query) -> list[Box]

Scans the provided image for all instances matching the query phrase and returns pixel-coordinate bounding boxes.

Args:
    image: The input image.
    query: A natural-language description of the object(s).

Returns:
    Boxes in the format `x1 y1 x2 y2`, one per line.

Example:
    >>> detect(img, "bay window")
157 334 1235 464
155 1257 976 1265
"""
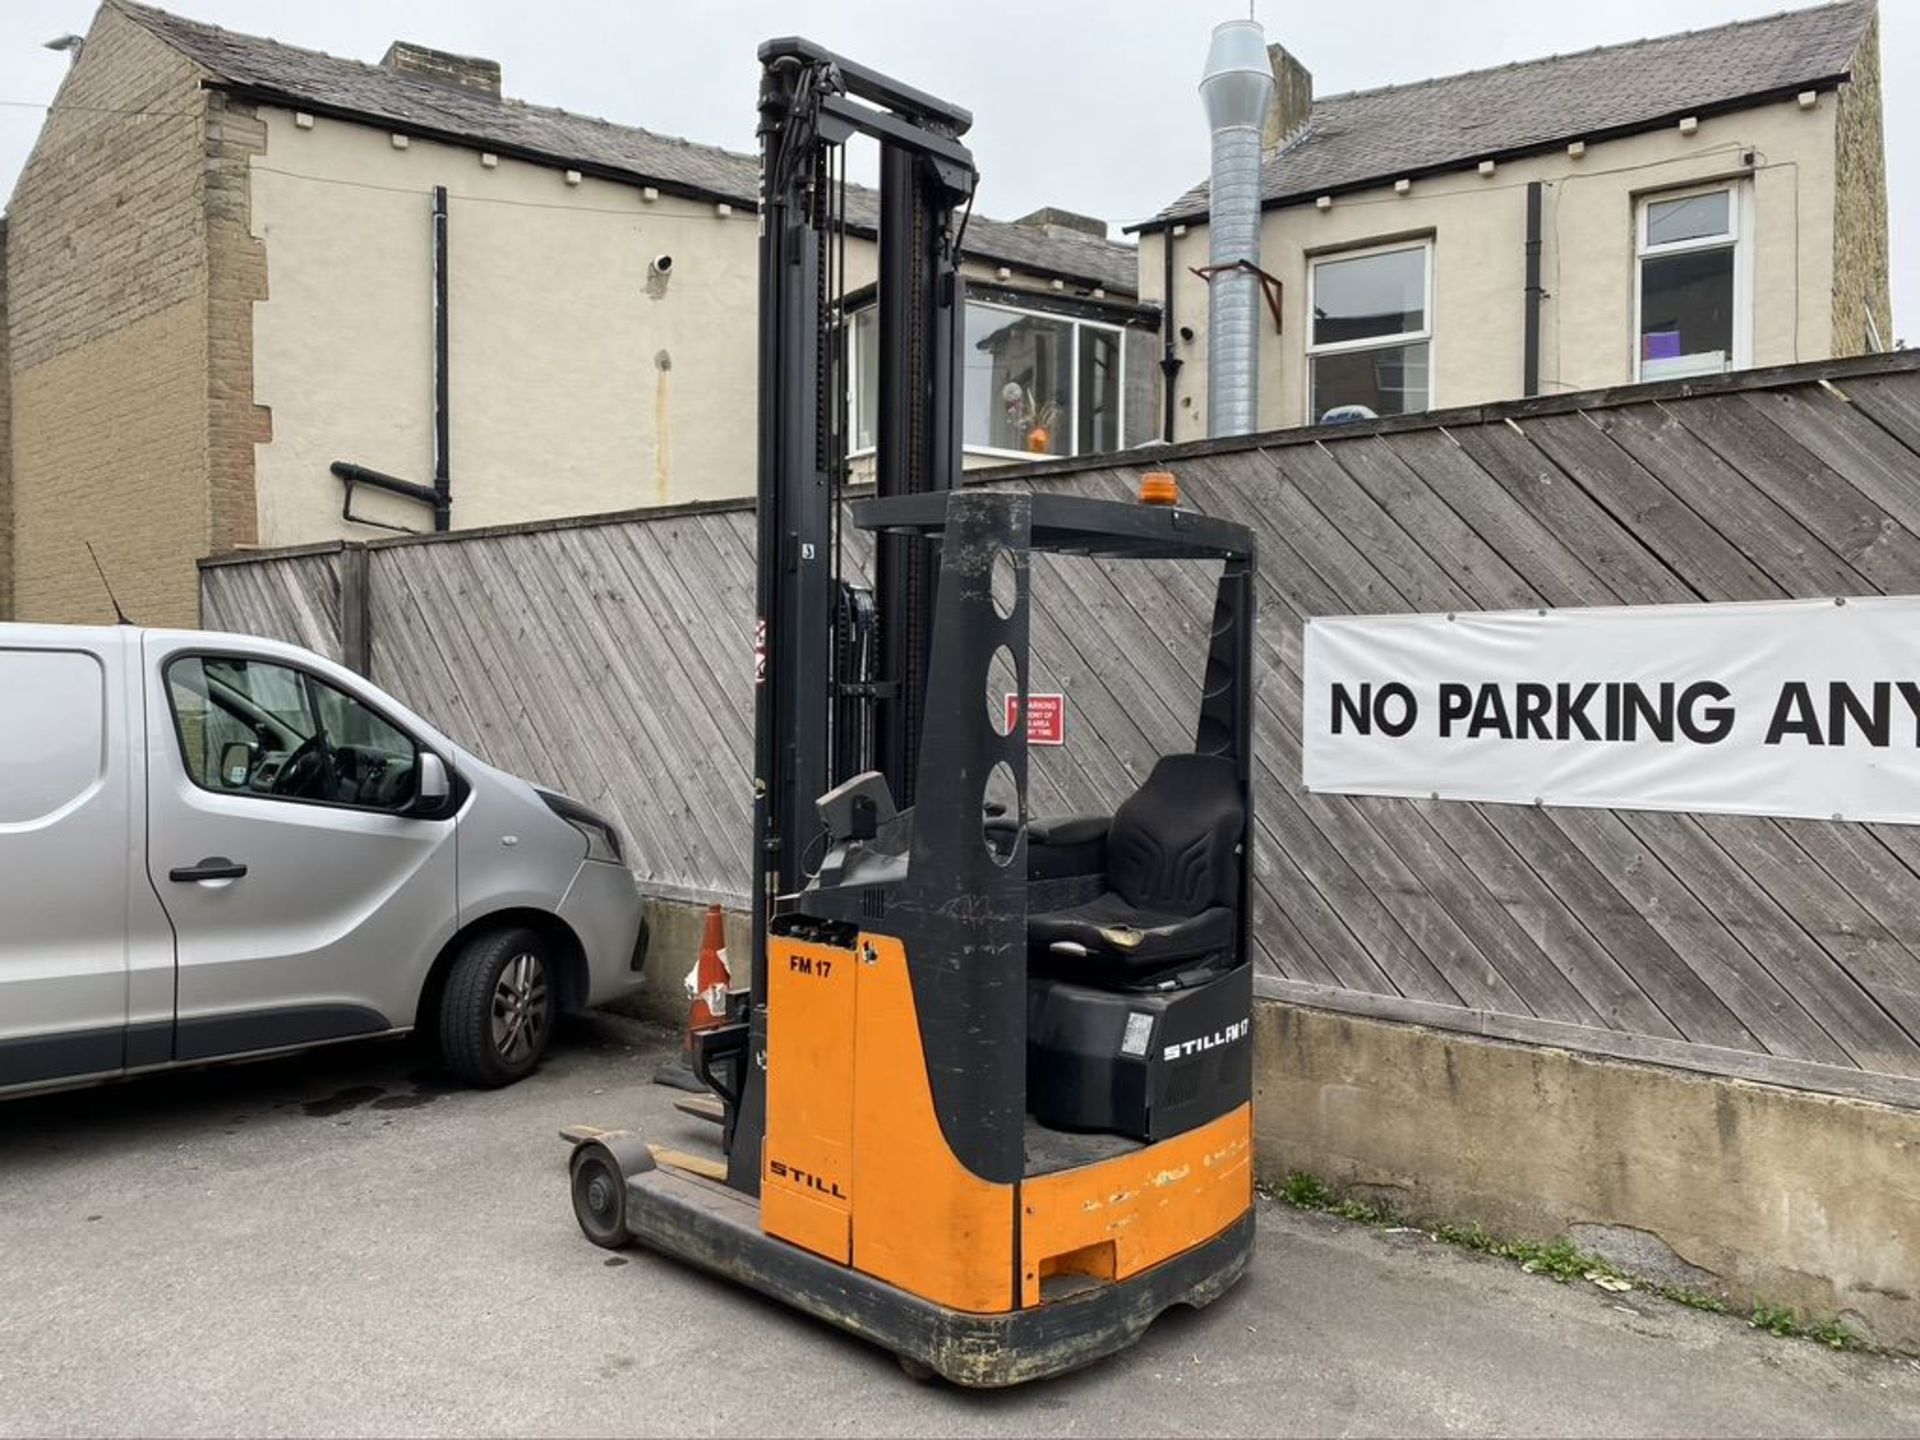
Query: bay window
1307 240 1432 423
851 300 1125 460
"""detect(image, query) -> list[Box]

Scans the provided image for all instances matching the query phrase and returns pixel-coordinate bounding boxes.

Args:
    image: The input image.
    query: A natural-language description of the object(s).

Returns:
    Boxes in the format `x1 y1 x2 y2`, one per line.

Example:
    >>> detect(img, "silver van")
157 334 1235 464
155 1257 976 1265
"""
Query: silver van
0 624 647 1096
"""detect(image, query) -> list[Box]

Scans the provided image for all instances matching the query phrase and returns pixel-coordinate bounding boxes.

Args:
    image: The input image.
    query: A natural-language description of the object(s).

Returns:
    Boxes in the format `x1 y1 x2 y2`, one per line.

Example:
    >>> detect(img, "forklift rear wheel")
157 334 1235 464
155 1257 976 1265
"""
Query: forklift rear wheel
570 1139 643 1249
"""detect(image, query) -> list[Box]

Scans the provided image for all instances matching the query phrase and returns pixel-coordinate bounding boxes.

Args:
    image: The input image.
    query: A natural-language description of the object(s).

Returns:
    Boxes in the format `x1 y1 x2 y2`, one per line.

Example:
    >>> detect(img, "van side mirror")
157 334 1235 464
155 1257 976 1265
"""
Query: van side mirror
415 751 451 811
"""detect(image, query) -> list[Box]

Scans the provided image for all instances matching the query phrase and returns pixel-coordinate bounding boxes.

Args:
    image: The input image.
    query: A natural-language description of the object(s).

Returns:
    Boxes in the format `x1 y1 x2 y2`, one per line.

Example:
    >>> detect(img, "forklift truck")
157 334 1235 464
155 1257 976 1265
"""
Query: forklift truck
564 38 1259 1387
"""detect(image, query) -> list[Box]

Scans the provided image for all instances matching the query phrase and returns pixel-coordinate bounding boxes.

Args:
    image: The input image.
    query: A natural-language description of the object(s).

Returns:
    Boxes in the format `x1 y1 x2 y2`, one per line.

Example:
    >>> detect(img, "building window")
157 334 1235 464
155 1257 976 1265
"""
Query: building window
1307 240 1432 423
1636 184 1748 381
851 300 1125 460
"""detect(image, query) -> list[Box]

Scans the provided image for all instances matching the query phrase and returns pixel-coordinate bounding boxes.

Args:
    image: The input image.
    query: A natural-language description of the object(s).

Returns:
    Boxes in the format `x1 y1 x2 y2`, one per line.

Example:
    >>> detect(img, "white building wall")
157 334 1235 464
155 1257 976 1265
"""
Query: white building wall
249 109 763 544
1143 96 1840 439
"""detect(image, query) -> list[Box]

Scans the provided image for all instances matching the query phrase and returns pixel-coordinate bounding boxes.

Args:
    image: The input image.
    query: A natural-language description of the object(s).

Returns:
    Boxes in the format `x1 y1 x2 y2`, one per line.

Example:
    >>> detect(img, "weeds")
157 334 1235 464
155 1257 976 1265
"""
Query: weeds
1750 1303 1869 1351
1266 1169 1871 1353
1652 1284 1729 1315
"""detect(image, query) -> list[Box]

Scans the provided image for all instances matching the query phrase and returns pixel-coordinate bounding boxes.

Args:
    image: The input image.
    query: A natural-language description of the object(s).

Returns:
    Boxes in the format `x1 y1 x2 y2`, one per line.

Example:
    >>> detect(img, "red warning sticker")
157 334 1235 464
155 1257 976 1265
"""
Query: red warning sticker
1006 692 1066 746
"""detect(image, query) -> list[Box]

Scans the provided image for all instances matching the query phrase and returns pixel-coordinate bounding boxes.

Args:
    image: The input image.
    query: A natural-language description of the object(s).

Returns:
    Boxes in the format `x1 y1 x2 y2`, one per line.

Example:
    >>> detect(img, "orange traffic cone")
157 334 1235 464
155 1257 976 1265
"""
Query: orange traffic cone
654 905 732 1093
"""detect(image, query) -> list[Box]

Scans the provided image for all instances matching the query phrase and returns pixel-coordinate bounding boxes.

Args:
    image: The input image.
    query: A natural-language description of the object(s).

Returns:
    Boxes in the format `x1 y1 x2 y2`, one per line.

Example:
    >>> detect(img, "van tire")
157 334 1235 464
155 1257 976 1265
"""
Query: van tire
439 926 557 1088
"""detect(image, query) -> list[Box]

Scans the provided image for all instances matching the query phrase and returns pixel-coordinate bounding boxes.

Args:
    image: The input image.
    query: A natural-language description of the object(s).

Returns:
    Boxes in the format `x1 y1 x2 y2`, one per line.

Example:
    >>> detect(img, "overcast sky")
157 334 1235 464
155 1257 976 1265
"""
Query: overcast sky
0 0 1909 338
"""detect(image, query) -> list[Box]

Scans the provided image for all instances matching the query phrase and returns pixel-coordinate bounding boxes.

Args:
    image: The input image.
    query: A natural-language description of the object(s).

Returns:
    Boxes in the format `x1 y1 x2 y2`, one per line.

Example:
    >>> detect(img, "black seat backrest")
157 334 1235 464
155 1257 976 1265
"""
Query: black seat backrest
1106 753 1243 916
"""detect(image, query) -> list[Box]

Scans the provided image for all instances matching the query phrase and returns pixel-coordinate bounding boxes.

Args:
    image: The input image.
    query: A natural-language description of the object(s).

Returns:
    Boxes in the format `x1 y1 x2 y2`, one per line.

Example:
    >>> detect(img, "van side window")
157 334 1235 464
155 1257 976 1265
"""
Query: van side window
166 656 421 812
0 648 107 826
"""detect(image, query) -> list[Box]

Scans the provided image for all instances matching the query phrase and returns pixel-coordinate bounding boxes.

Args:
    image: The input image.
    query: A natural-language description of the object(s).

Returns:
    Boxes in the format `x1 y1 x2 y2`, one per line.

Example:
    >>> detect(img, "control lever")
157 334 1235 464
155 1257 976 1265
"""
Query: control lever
816 771 898 843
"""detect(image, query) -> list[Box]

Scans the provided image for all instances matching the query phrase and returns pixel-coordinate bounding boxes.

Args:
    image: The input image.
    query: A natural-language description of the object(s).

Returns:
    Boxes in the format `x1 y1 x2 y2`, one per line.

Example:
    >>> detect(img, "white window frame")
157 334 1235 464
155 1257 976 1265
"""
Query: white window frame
849 298 1127 462
1633 181 1752 382
1304 238 1435 422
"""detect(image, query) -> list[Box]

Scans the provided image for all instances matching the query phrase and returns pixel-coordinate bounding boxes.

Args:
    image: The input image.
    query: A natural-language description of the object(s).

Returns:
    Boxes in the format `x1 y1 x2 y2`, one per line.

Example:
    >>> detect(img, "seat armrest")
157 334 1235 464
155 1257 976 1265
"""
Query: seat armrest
1026 813 1108 882
1027 814 1109 847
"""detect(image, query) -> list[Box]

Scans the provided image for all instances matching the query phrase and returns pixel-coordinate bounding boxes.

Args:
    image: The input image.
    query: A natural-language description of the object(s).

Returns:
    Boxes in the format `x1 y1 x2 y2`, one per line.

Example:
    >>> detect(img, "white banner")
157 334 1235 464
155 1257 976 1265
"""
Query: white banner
1301 597 1920 825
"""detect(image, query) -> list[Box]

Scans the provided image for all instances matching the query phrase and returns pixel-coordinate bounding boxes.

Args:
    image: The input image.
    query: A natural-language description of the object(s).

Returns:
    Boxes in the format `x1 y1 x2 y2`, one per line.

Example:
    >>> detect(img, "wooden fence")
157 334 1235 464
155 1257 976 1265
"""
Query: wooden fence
202 351 1920 1109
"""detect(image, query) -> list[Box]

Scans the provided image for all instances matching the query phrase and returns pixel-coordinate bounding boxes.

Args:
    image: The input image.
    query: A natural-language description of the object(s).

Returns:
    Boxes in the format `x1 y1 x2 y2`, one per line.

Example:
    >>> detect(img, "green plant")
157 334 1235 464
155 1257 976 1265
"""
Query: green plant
1653 1284 1729 1314
1749 1302 1800 1338
1432 1220 1500 1255
1749 1304 1870 1351
1271 1172 1399 1226
1279 1171 1331 1210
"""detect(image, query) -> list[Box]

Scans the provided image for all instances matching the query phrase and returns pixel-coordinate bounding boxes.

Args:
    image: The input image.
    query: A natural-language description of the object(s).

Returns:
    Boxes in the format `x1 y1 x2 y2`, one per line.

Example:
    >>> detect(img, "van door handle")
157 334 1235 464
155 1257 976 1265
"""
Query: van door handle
169 857 248 883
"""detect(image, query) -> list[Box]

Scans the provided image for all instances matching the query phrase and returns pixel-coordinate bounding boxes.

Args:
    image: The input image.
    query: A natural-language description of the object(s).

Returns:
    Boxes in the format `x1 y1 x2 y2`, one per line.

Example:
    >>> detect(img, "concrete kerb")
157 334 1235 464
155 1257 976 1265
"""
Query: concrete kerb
602 895 1920 1355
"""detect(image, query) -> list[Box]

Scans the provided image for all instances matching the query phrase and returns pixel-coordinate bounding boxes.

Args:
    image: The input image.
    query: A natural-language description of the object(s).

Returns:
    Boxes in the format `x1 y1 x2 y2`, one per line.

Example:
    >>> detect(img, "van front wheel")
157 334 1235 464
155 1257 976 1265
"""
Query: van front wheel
440 926 557 1087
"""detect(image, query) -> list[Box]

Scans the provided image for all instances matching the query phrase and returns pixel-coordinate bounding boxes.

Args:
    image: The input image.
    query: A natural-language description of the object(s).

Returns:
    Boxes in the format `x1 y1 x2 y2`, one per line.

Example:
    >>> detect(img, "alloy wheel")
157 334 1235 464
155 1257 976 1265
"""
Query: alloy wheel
491 952 550 1064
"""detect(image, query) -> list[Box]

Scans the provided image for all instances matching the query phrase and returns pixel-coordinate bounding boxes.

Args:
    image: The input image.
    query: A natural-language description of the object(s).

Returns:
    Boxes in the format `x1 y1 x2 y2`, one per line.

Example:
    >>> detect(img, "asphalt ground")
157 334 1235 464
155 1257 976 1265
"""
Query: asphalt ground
2 1013 1918 1438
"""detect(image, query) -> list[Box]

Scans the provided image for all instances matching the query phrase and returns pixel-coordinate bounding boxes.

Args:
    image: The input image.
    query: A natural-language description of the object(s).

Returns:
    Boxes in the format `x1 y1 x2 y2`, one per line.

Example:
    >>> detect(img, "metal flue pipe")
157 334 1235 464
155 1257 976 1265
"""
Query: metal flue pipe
1200 17 1273 438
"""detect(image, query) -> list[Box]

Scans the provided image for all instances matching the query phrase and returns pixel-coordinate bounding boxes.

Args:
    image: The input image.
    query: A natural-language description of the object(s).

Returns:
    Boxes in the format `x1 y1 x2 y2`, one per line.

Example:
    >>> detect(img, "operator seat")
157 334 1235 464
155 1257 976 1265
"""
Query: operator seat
1028 753 1242 985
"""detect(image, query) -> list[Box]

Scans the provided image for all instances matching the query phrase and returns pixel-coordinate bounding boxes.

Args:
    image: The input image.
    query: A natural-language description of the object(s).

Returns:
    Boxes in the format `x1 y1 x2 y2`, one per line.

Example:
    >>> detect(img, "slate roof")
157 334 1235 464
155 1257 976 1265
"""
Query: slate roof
1145 0 1873 229
109 0 1140 295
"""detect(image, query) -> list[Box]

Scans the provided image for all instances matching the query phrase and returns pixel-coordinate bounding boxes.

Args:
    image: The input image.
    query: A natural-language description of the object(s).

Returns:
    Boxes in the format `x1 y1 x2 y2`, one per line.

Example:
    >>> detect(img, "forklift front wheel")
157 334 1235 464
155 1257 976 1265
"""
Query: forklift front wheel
570 1137 651 1249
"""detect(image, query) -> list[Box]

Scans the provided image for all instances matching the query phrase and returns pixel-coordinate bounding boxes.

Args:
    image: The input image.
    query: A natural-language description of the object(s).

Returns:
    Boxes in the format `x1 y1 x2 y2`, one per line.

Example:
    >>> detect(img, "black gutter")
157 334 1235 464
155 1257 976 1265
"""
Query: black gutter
1523 180 1542 398
1127 74 1853 235
210 81 757 213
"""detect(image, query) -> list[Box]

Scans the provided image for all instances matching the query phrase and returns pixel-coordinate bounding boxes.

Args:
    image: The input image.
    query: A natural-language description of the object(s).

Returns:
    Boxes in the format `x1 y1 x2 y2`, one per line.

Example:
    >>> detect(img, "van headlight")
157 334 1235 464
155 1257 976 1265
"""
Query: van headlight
535 789 625 865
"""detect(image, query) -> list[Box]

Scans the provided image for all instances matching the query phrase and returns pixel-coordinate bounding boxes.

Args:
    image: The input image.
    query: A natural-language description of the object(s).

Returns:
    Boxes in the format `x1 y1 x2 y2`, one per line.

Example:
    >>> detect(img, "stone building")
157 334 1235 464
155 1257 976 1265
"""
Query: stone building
1138 0 1891 438
0 2 1154 626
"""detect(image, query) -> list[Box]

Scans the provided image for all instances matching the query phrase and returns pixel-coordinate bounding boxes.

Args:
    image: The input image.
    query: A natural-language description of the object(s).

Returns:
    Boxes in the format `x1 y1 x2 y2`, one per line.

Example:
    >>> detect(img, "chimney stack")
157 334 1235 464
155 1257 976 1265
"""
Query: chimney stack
1262 45 1313 152
1013 206 1110 240
380 41 502 98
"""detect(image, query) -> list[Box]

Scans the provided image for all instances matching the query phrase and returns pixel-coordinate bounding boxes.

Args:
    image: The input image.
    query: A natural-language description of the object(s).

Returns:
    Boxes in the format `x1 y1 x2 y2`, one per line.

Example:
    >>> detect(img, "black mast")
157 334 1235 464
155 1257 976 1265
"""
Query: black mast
734 40 975 1192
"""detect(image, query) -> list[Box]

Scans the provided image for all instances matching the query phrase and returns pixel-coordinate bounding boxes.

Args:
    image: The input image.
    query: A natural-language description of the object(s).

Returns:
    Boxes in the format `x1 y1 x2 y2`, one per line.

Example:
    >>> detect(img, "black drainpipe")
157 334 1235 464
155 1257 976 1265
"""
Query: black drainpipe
1523 181 1543 398
1159 225 1182 442
331 184 453 533
431 184 451 531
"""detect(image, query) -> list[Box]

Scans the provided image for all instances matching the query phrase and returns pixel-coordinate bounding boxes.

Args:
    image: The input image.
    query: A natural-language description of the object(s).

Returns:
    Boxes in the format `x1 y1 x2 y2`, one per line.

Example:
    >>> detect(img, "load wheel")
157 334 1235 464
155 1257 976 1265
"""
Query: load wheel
570 1136 653 1249
440 925 557 1088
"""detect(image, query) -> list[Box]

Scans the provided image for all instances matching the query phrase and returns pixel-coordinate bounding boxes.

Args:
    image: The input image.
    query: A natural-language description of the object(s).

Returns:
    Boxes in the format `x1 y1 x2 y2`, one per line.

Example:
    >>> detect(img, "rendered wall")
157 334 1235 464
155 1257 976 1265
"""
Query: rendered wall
1147 96 1844 438
247 109 1141 543
248 110 760 541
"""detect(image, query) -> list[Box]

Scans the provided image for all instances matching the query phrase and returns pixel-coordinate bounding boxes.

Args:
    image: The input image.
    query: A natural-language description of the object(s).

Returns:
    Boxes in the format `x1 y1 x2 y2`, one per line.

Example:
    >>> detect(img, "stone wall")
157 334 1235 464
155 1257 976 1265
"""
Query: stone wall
5 5 213 624
0 221 10 620
1831 11 1893 354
